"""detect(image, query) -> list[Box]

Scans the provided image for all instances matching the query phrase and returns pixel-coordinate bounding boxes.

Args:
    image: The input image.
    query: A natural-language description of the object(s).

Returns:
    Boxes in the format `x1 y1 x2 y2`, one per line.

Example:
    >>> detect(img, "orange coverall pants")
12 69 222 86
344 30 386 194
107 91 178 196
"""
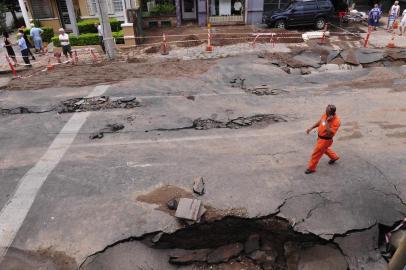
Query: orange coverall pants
308 139 339 171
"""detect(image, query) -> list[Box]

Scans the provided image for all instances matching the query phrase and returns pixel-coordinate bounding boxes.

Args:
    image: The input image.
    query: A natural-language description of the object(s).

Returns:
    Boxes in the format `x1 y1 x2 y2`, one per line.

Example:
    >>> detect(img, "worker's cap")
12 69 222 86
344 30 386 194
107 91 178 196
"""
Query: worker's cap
30 23 35 27
58 28 65 32
395 0 399 4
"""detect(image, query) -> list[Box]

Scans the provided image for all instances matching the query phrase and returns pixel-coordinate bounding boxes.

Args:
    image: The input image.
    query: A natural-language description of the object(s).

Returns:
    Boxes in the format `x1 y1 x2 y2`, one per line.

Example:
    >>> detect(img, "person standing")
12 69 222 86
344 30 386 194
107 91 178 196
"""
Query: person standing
17 33 31 67
399 8 406 35
387 1 400 32
58 28 73 59
29 24 44 53
3 31 17 65
305 105 341 174
95 23 106 54
18 28 35 60
368 4 382 30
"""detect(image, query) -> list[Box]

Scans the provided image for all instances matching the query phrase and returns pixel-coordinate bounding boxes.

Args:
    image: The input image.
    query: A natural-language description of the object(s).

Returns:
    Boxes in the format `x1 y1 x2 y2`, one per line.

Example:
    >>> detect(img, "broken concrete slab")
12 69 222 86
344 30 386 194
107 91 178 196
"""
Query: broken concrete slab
340 48 385 65
57 96 139 113
296 245 348 270
292 55 321 68
207 243 244 264
334 225 386 270
175 198 202 221
169 249 210 265
192 177 205 196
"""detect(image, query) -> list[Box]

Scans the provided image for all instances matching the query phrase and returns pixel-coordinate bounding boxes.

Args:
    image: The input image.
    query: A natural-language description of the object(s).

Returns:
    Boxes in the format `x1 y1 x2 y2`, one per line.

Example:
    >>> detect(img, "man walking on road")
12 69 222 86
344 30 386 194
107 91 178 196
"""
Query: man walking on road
305 105 341 174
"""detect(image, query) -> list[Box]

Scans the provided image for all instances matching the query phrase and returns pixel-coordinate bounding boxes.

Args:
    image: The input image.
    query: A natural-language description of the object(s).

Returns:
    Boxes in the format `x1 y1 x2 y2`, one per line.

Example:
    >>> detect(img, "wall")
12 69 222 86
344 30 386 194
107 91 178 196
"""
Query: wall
246 0 264 24
39 18 62 32
77 0 90 17
5 12 23 28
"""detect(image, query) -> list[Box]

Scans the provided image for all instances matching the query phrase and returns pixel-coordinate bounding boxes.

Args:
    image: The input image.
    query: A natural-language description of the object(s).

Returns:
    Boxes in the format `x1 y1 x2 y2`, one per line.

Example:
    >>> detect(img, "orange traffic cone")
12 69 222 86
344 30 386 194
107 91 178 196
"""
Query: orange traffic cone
47 58 54 71
387 33 396 48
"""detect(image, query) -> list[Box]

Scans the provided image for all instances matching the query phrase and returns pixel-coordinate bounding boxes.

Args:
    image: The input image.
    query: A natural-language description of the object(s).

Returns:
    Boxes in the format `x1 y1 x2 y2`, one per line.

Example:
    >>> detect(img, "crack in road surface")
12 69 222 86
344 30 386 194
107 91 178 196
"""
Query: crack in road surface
148 114 287 132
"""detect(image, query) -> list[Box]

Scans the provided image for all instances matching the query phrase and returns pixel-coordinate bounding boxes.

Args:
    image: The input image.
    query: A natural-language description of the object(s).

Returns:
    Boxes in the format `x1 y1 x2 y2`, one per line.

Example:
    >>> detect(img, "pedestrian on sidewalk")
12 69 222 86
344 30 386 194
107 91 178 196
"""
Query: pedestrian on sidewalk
305 105 341 174
368 4 382 30
387 1 400 32
29 24 44 53
58 28 72 59
399 8 406 35
3 31 17 65
95 23 106 54
17 33 31 67
18 28 36 60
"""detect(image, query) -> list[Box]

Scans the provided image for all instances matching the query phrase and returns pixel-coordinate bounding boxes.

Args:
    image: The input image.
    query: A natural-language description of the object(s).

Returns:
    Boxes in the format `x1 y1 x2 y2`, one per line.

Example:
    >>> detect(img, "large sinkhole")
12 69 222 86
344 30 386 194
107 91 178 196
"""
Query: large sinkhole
80 215 347 270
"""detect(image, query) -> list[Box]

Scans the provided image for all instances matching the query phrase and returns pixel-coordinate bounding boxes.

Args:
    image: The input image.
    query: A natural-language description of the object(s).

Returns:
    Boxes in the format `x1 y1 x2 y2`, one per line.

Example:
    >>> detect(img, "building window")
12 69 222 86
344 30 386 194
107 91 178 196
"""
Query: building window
87 0 97 15
31 0 53 18
112 0 124 12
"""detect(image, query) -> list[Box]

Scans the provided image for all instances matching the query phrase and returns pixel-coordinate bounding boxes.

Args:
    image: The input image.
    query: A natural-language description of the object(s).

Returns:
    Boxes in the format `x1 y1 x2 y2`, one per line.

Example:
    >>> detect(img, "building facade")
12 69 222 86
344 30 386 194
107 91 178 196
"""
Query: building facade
181 0 264 26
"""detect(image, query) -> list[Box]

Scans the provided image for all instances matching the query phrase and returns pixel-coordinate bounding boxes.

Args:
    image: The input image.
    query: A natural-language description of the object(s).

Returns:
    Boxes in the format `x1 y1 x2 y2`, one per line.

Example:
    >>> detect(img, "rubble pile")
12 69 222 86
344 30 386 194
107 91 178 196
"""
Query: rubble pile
265 47 406 74
57 96 139 113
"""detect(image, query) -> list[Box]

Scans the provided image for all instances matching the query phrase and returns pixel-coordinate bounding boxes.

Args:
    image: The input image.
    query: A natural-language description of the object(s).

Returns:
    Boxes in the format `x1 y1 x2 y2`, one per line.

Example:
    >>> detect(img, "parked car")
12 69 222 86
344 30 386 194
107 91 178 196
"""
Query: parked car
263 0 334 30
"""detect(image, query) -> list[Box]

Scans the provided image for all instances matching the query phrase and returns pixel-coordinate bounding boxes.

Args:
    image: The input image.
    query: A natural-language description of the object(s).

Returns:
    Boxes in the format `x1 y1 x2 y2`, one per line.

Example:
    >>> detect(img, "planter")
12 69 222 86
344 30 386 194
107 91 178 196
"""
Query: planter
142 15 177 28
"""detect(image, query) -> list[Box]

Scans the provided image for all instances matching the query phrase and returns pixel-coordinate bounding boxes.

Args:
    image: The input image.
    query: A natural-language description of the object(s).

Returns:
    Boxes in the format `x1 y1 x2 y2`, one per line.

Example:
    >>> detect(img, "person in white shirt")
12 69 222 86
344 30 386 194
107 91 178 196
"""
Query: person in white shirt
95 23 106 54
400 9 406 35
387 1 400 31
58 28 72 58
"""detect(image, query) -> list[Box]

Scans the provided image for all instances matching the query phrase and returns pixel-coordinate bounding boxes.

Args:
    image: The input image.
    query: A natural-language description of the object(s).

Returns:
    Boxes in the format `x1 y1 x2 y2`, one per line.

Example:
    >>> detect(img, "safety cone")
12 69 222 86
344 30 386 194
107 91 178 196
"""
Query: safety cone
5 56 17 78
387 33 396 48
90 49 98 62
206 24 214 52
47 58 54 71
74 50 78 64
364 28 371 48
161 33 169 55
318 23 329 45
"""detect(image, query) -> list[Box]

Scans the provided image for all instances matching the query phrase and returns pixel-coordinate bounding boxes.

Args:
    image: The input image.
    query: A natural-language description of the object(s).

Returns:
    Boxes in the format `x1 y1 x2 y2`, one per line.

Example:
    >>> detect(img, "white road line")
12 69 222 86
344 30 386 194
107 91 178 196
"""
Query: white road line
0 84 109 261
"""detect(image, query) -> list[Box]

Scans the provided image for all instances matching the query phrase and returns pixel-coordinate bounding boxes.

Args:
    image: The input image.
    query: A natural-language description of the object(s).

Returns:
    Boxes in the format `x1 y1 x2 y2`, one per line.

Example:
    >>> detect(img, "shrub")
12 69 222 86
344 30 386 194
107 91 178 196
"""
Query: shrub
149 1 176 16
77 18 122 34
52 31 124 47
23 27 54 43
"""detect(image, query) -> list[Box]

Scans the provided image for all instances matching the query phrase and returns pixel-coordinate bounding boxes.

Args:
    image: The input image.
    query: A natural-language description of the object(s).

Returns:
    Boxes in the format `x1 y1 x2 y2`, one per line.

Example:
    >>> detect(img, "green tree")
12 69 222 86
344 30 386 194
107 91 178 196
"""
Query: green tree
0 1 7 32
0 0 20 24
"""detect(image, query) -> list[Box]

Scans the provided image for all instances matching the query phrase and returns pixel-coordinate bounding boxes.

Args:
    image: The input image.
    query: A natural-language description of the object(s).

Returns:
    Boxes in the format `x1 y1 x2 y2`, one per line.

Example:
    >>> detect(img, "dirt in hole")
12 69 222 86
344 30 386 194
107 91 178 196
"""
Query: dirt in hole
81 214 347 270
0 247 77 270
245 86 289 96
136 185 247 221
177 35 203 48
4 59 216 91
57 96 140 113
1 106 55 115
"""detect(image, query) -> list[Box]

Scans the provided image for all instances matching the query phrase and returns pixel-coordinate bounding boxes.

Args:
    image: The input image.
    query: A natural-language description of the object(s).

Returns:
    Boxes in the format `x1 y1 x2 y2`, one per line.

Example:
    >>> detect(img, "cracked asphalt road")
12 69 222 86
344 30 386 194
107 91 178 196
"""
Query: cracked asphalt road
0 54 405 269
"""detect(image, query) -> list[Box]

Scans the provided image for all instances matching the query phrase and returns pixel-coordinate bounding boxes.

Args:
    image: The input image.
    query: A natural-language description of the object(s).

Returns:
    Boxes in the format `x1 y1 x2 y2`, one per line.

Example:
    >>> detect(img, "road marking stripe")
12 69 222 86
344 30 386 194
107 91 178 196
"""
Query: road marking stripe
0 85 109 261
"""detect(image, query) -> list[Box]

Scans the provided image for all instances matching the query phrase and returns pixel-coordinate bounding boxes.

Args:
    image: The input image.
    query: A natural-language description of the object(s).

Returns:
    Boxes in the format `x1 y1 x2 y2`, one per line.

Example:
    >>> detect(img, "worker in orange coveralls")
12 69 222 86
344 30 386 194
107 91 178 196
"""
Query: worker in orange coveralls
305 105 341 174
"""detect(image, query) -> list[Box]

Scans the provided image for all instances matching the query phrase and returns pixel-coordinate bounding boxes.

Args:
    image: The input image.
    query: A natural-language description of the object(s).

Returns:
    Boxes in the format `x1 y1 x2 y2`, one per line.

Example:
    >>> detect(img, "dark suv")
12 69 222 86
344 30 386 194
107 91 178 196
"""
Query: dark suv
263 0 334 30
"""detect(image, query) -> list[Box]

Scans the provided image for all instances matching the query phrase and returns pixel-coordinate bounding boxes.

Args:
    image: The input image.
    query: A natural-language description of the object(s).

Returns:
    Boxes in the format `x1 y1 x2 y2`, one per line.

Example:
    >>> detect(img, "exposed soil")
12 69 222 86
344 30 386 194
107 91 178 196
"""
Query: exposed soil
177 35 203 48
0 247 77 270
136 185 247 221
4 59 216 91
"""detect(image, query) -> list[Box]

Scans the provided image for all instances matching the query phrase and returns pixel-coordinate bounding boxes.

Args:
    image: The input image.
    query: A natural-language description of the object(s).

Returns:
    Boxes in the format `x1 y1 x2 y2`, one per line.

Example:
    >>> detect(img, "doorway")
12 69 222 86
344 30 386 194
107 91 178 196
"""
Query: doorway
181 0 197 20
56 0 72 30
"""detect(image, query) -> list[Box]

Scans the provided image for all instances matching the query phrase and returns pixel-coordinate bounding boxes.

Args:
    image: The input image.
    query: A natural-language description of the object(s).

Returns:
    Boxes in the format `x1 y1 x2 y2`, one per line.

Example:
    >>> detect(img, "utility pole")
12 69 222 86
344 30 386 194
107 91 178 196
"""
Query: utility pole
96 0 117 60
